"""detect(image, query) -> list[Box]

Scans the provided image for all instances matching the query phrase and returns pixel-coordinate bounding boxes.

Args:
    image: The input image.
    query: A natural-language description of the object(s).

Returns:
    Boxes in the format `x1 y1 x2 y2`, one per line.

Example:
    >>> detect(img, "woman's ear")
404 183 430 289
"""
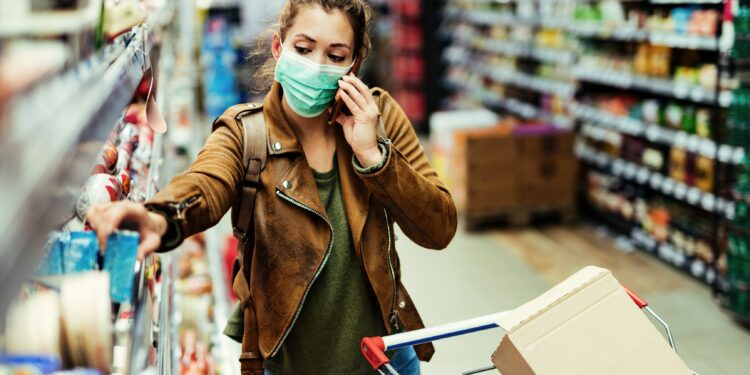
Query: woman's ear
272 33 282 60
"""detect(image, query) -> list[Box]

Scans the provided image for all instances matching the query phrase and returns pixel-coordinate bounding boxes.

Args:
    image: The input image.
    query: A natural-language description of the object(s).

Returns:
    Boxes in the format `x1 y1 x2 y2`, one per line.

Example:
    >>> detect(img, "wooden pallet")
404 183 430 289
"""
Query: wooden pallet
464 205 577 231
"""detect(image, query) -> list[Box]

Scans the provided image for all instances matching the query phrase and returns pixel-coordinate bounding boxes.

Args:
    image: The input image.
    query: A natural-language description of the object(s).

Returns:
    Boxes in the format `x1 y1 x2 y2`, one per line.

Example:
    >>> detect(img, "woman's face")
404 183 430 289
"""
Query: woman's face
273 5 356 67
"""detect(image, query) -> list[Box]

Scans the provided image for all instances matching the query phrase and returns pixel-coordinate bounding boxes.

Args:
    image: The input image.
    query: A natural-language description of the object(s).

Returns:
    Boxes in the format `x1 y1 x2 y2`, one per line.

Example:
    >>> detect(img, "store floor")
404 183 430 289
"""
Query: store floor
399 223 750 375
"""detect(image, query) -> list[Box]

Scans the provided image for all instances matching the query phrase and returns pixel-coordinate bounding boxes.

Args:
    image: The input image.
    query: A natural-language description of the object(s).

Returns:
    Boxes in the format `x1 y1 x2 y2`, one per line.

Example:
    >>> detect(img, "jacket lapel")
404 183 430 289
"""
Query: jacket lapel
335 126 371 253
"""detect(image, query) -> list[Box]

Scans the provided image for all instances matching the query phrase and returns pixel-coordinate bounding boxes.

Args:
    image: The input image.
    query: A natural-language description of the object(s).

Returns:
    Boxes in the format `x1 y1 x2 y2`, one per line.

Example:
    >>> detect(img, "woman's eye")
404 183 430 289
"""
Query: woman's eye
328 54 344 63
294 46 311 54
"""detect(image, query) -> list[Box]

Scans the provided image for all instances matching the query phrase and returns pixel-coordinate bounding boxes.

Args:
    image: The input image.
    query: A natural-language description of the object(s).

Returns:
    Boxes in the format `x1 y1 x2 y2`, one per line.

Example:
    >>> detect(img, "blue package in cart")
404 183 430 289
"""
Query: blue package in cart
102 231 139 303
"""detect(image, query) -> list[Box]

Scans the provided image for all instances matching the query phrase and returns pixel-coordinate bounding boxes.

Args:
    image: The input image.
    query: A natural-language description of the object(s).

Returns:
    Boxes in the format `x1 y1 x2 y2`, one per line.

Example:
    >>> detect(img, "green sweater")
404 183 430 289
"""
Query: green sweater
263 152 390 375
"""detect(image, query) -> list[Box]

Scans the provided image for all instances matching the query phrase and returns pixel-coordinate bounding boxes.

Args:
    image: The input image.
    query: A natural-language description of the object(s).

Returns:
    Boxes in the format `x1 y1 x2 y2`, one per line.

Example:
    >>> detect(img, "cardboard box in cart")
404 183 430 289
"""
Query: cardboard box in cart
492 266 691 375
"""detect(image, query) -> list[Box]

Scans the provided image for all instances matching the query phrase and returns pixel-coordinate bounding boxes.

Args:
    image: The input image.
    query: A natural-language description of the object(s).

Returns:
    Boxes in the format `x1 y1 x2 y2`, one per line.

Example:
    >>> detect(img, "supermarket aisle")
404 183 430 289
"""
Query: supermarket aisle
397 224 750 375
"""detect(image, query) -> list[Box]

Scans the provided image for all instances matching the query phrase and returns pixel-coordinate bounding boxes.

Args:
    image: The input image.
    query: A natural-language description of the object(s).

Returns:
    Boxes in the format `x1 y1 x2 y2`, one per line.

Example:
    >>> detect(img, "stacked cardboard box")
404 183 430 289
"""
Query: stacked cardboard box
452 124 578 221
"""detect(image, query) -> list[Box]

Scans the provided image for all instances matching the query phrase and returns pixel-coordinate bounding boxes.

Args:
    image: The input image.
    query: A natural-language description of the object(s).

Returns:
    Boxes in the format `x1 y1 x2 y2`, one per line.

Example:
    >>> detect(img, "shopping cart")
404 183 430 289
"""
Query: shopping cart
361 286 700 375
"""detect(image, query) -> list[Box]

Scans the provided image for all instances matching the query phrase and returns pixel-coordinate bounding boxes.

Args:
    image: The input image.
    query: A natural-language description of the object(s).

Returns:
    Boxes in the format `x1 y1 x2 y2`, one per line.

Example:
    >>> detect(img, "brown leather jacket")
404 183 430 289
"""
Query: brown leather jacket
145 82 457 362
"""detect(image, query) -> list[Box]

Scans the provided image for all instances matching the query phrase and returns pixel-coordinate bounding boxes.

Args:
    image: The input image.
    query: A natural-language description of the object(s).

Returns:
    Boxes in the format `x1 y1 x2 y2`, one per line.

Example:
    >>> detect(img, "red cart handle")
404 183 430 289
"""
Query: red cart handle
361 336 389 370
623 285 648 309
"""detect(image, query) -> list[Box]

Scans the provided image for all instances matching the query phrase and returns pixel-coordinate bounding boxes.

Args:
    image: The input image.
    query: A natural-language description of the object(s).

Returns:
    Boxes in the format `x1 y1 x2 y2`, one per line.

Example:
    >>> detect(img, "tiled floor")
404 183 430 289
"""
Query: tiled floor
397 223 750 375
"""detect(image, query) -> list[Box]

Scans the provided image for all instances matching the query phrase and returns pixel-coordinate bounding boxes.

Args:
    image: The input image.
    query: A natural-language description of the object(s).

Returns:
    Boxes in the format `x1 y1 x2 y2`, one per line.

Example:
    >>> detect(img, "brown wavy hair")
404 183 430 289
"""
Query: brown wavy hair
250 0 373 94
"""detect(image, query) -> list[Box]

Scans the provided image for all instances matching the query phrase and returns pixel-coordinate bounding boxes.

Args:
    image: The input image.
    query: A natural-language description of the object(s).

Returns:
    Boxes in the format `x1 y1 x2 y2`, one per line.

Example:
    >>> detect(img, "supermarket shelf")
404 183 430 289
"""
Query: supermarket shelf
443 50 577 98
469 36 576 65
571 65 733 107
446 77 574 128
649 32 718 51
629 227 717 285
0 28 149 318
476 65 577 98
576 139 735 219
568 23 648 42
650 0 722 4
572 103 747 165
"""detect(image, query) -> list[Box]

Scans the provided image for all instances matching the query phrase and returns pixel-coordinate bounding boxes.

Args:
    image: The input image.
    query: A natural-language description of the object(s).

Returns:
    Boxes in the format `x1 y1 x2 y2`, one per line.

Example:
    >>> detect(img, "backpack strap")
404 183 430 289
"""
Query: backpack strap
232 103 266 375
233 103 267 248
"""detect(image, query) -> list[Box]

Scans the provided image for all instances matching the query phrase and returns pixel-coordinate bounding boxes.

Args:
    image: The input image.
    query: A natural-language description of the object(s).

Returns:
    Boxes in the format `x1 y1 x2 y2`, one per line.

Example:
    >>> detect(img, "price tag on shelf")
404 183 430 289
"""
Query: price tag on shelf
706 267 716 285
687 135 701 153
691 259 707 278
726 202 736 220
673 250 686 268
719 90 733 107
674 183 688 200
612 159 625 176
624 163 638 179
690 87 707 103
699 139 717 158
733 147 746 165
650 173 664 189
637 167 650 184
674 132 689 149
687 187 701 205
701 194 716 212
662 177 676 195
673 82 691 99
646 125 661 142
718 145 733 163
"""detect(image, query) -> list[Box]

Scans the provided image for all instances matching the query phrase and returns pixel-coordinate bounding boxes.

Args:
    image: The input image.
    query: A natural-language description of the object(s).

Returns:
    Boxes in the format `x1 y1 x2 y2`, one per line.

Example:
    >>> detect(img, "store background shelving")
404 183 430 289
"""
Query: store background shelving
439 0 747 290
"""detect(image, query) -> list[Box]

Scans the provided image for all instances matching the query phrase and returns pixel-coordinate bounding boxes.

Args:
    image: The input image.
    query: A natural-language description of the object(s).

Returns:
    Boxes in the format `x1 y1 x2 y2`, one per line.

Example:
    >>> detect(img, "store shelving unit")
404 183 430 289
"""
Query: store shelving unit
440 0 746 287
0 2 199 373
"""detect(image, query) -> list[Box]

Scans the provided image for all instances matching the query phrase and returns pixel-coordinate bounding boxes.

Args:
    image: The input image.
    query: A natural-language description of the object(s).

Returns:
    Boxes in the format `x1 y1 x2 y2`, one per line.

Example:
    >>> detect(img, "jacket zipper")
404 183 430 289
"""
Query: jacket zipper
272 190 334 357
171 195 200 220
384 209 399 331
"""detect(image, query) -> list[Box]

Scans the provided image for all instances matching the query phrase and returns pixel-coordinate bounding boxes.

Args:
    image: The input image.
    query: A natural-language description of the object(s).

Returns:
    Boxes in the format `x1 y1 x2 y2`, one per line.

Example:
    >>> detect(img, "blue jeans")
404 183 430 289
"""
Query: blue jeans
263 346 420 375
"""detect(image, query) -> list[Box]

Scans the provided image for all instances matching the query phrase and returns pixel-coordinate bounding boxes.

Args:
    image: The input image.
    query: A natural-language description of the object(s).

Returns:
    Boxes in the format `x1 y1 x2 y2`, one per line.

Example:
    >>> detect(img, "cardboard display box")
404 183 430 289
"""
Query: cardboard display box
453 126 577 216
492 266 691 375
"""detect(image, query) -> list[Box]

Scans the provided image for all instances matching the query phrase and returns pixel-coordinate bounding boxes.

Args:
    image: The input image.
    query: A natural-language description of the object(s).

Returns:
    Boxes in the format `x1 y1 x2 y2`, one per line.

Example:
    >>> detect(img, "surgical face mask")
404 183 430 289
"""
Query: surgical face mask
274 45 354 118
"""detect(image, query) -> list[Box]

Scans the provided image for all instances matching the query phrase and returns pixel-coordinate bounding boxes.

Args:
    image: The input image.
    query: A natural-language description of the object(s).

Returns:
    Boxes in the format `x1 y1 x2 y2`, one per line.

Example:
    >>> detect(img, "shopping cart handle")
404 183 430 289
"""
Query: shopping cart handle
361 336 389 370
623 285 648 309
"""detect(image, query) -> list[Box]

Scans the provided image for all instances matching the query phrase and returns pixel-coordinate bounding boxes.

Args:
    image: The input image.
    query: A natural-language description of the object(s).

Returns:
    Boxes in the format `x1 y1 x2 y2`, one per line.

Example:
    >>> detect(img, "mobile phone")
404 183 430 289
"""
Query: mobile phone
329 54 363 125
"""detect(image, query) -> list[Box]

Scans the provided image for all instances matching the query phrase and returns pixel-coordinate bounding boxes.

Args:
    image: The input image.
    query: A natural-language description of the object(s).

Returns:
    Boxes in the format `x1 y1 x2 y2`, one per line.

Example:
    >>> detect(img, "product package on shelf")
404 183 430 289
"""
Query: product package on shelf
173 234 219 375
4 272 114 374
37 231 139 304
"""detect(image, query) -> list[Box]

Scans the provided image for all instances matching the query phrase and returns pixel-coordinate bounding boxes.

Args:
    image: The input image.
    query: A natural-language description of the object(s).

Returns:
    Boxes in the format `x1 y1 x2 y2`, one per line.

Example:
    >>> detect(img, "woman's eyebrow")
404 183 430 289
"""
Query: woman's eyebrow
294 33 350 50
329 42 351 50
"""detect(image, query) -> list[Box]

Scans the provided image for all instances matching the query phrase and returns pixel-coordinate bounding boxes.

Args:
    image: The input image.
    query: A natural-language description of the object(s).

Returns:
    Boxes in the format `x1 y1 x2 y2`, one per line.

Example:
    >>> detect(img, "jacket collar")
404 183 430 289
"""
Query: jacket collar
262 82 305 156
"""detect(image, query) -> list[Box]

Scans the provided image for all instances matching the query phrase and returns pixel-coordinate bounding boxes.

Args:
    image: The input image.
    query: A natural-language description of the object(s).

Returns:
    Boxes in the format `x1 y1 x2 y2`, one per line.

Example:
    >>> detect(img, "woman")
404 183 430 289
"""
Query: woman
87 1 457 374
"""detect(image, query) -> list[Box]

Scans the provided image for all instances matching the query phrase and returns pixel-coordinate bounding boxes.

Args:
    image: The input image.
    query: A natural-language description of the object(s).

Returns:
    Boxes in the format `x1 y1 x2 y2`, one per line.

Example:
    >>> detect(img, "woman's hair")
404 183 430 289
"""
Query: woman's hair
250 0 373 93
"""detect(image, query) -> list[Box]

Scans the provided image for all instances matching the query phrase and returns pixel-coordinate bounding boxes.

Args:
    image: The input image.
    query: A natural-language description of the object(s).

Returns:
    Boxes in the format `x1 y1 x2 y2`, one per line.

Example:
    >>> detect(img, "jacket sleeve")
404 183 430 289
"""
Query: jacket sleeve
144 113 245 251
355 90 458 249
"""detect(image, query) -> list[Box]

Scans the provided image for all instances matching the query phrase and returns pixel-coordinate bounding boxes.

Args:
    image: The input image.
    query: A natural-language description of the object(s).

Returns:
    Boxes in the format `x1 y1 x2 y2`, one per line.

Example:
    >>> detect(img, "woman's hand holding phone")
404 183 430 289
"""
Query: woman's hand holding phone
335 73 382 168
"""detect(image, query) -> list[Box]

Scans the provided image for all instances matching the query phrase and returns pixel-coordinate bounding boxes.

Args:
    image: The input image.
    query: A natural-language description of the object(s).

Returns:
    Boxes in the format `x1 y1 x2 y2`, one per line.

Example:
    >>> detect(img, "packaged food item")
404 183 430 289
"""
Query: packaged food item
696 156 714 192
649 46 672 78
102 231 139 303
38 232 98 276
681 105 696 134
4 292 62 358
665 102 684 129
642 99 661 124
670 148 688 182
75 174 122 221
696 108 712 138
38 231 140 304
698 64 718 90
59 273 112 373
634 43 650 76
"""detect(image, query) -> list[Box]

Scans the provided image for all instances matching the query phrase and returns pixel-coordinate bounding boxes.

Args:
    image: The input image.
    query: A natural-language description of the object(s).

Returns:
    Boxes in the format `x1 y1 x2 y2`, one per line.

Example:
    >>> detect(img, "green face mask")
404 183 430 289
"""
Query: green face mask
274 46 353 118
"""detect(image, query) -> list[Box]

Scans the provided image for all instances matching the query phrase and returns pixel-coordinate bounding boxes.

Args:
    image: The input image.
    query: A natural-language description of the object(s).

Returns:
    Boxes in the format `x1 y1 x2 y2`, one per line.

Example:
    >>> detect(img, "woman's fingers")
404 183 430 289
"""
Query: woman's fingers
137 230 161 260
342 74 373 102
338 80 367 111
339 89 363 117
